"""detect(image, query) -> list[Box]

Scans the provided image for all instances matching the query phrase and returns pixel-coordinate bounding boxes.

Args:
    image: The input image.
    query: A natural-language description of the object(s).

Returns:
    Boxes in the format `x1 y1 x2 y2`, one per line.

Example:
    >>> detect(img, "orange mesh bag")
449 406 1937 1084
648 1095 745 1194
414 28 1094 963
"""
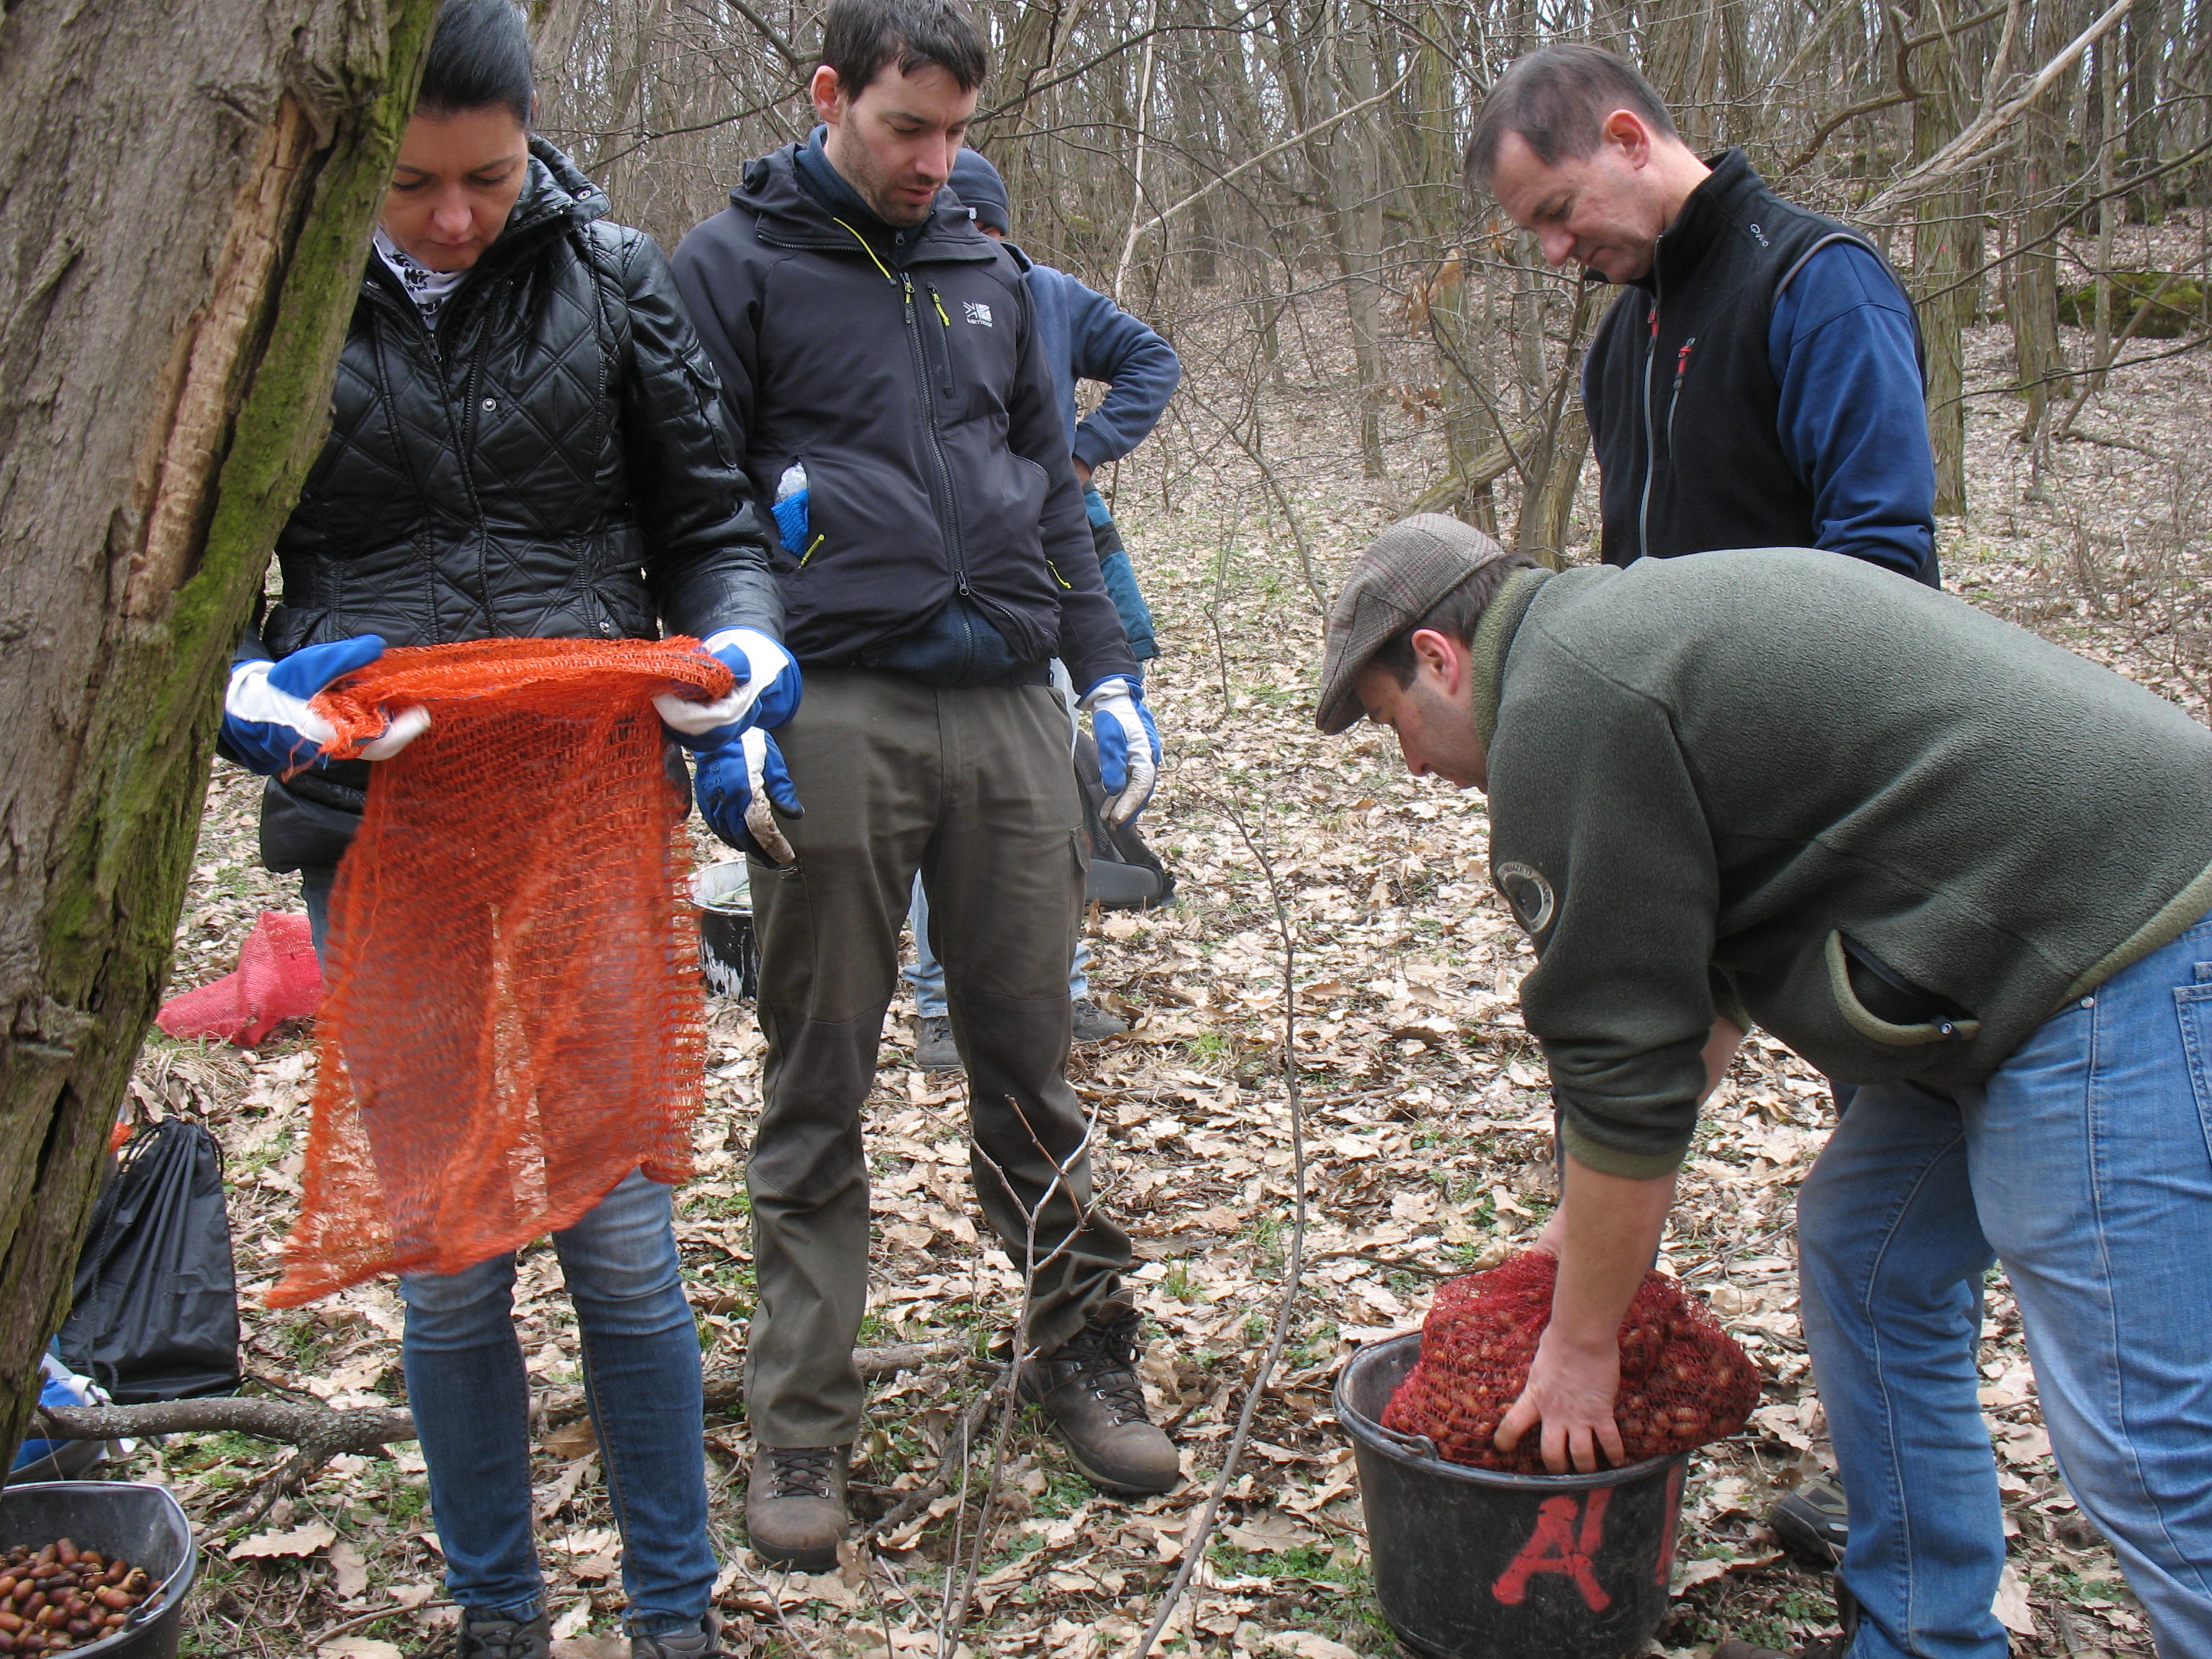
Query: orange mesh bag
1382 1248 1762 1471
266 637 734 1307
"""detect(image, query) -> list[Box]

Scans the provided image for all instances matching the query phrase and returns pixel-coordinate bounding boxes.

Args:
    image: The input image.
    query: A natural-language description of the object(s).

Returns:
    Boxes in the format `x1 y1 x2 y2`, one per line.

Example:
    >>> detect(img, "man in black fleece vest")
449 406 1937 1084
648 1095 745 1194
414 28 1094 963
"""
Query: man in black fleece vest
1316 516 2212 1659
1469 45 1938 587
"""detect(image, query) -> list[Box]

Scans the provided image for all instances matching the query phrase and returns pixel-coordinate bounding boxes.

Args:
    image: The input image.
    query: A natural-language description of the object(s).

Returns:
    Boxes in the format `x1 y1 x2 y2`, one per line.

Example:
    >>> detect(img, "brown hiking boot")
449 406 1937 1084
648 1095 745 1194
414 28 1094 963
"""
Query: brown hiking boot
1021 1300 1179 1496
1071 997 1128 1041
745 1444 848 1573
914 1015 962 1070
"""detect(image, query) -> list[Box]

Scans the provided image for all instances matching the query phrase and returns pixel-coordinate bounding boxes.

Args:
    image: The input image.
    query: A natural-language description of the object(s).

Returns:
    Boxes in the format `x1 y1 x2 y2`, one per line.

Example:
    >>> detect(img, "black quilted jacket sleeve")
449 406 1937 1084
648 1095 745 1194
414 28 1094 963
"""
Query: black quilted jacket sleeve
606 226 783 642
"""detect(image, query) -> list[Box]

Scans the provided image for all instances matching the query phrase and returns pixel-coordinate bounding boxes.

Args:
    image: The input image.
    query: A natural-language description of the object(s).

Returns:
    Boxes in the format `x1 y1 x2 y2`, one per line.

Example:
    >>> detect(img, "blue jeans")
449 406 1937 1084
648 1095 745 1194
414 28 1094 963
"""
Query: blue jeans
1799 912 2212 1658
907 873 1088 1017
302 869 714 1635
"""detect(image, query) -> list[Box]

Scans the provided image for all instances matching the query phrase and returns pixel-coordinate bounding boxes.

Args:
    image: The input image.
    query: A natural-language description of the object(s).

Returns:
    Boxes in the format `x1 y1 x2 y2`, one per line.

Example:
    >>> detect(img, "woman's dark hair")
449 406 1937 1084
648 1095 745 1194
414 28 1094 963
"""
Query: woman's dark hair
1367 554 1538 688
418 0 535 125
1465 43 1678 190
820 0 987 98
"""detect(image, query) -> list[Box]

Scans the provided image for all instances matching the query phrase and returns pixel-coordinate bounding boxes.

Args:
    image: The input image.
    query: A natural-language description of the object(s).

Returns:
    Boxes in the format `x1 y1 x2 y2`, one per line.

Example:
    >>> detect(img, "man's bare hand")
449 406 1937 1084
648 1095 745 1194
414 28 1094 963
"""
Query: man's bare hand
1073 457 1093 488
1495 1329 1627 1474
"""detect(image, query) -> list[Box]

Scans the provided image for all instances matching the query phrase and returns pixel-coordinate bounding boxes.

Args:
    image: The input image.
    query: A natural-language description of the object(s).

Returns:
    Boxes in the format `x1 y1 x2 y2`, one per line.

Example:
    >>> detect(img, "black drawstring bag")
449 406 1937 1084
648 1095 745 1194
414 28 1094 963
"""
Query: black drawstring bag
57 1118 240 1402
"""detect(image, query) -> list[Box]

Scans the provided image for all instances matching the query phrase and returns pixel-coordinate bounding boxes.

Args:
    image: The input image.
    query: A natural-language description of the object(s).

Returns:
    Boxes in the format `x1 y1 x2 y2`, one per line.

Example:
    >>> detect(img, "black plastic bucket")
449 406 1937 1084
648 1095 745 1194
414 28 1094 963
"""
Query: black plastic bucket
0 1480 198 1657
691 862 757 1001
1336 1334 1687 1659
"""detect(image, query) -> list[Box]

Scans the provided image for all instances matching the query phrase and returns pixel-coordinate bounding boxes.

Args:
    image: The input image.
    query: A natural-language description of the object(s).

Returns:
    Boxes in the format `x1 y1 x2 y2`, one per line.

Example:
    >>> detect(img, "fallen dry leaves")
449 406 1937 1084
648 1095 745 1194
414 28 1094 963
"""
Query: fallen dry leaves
113 287 2202 1658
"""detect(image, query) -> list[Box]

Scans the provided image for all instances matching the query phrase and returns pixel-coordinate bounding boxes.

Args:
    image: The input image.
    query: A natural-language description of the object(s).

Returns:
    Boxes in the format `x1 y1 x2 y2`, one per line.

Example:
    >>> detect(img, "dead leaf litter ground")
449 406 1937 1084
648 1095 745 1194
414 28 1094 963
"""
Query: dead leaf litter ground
121 295 2203 1658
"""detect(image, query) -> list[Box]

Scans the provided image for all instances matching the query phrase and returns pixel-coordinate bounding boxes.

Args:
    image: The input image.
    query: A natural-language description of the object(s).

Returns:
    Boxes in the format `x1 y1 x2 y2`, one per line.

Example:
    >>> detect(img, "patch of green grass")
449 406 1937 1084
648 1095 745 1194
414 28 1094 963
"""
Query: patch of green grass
229 1130 295 1183
685 1185 752 1221
2044 1565 2134 1606
1161 1261 1207 1303
1677 1583 1837 1650
1032 1469 1092 1518
1429 1170 1491 1212
856 1310 899 1344
271 1310 328 1374
1183 1030 1232 1066
1243 1312 1269 1344
379 1475 430 1526
1287 1319 1339 1370
1204 1540 1393 1647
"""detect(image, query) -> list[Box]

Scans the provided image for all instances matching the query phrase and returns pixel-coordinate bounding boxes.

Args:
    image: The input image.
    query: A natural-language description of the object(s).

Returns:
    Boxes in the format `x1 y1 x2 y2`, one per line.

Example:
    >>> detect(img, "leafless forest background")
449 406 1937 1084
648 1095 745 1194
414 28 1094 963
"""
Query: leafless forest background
122 4 2212 1656
535 0 2212 580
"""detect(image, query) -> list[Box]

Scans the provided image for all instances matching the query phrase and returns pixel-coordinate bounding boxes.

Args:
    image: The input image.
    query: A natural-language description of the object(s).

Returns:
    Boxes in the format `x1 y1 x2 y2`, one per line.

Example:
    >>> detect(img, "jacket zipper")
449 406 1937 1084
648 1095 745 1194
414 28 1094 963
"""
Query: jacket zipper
1665 336 1697 458
455 301 496 637
1635 300 1658 562
830 215 974 601
900 271 971 598
925 283 957 399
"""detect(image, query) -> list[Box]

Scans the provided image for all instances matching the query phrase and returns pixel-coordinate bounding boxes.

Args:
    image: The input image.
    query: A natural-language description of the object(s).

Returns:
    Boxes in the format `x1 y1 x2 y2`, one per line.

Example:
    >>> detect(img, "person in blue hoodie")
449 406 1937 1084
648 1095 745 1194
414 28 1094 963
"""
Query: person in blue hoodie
902 149 1182 1069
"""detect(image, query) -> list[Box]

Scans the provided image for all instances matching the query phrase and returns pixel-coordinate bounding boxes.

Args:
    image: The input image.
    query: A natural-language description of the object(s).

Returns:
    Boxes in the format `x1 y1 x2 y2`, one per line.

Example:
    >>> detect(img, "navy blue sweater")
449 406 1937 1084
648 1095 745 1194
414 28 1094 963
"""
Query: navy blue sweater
1763 243 1936 580
1020 259 1182 471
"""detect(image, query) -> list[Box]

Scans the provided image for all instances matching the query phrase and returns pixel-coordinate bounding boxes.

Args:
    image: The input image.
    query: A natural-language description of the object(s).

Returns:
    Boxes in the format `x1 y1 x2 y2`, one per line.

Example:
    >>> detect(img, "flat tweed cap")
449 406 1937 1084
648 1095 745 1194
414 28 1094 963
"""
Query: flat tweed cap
1314 513 1513 734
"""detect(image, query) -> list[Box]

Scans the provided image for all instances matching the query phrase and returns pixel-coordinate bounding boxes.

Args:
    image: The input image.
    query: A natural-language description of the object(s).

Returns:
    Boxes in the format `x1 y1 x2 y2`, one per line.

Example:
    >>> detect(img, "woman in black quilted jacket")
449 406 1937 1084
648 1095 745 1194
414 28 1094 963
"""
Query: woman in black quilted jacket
214 5 775 1654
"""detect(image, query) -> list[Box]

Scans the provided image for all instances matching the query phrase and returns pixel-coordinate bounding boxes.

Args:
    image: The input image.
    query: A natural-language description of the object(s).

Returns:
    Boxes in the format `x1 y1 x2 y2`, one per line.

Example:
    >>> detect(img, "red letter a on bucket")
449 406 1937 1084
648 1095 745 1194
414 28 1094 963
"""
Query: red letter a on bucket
1491 1488 1612 1612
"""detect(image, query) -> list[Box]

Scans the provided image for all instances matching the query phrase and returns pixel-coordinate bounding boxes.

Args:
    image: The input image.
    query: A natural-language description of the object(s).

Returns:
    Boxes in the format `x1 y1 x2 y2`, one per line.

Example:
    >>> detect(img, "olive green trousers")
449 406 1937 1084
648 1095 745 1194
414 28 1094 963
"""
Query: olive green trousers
743 669 1132 1447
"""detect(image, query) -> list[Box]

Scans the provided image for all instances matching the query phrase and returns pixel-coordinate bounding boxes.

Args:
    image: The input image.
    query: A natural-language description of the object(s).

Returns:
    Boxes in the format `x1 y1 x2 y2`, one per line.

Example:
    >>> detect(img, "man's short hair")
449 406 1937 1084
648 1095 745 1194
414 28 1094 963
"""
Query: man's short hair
1465 43 1679 189
819 0 987 98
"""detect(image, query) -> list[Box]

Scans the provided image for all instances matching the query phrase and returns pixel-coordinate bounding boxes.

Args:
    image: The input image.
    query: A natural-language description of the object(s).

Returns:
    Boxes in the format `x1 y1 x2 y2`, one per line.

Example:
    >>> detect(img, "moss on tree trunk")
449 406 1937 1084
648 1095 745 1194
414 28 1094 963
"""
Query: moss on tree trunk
0 0 440 1465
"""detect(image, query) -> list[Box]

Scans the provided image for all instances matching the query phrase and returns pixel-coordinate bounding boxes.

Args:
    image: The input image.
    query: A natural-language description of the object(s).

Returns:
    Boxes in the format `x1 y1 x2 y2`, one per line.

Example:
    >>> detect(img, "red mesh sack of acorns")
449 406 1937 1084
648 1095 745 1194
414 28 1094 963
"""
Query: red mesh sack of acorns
1382 1249 1761 1471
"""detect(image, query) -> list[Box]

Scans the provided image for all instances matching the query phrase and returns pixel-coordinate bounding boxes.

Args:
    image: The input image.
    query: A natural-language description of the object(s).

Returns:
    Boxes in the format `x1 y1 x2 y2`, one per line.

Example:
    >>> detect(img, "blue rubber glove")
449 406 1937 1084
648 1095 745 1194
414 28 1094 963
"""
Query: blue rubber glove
696 727 804 863
772 488 809 554
655 626 802 747
220 635 428 775
1079 675 1161 825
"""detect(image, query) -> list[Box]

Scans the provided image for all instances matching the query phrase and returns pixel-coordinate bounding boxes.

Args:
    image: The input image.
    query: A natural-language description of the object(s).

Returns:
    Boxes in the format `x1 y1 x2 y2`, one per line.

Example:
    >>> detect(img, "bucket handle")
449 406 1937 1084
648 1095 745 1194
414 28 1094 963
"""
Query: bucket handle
1374 1422 1440 1460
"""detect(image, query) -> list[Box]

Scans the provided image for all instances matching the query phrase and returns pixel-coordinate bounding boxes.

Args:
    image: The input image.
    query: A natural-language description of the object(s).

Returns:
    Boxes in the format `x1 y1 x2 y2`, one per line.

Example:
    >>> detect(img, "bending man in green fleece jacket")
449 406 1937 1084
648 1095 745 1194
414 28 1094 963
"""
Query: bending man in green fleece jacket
1314 516 2212 1659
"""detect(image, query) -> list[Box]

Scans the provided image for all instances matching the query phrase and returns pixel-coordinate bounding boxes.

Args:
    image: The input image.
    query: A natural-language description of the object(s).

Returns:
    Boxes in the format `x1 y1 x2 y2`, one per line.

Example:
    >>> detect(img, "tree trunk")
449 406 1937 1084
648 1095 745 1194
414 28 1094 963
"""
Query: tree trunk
1908 0 1982 517
0 0 438 1466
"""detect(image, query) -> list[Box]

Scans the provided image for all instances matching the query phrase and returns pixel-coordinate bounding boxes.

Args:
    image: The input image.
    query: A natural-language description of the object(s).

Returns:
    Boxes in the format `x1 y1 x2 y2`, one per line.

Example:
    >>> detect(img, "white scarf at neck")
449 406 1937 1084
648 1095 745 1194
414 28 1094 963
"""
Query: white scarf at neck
373 228 468 327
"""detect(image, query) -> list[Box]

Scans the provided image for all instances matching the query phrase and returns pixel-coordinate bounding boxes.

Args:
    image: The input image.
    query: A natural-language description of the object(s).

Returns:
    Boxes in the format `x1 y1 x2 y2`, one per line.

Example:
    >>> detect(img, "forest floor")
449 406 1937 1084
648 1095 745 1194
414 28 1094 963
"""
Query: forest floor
117 305 2210 1659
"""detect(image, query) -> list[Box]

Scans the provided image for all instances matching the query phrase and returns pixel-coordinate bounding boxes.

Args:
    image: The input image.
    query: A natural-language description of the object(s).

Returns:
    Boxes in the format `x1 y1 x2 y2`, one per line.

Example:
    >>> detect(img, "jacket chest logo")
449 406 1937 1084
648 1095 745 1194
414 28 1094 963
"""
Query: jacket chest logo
963 300 994 328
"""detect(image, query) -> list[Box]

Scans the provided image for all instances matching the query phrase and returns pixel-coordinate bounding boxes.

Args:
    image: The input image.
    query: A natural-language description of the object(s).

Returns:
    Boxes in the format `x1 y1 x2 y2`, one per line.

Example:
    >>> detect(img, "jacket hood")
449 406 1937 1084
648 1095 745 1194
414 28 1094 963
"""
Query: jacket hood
500 137 610 246
731 143 997 259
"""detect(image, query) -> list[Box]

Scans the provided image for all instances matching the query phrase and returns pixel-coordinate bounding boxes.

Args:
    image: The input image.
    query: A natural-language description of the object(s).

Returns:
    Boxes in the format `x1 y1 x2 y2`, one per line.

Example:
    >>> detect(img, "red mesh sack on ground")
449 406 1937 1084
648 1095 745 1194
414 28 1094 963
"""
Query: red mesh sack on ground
156 911 323 1048
1382 1249 1762 1471
266 638 732 1307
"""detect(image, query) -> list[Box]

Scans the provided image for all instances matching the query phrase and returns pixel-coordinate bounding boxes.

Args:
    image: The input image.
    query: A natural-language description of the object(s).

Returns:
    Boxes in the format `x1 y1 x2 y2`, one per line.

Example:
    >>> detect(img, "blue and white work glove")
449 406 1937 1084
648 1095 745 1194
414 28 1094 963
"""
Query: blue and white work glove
220 635 428 776
696 727 804 864
1080 676 1161 826
654 626 802 746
